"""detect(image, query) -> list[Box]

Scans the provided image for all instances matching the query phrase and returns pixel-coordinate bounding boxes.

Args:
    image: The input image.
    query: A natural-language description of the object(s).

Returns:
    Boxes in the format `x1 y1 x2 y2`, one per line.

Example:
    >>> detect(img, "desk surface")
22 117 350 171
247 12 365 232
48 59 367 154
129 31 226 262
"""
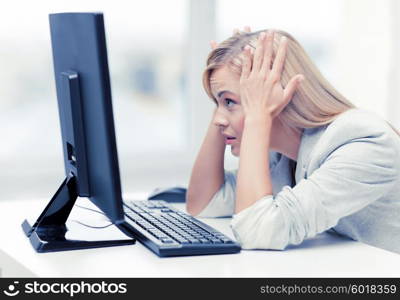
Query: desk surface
1 194 400 277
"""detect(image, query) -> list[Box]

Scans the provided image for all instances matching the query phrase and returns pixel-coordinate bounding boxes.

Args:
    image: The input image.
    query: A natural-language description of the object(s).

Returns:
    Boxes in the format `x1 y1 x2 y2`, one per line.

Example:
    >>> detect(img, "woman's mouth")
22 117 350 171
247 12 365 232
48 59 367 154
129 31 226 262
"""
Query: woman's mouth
225 137 236 144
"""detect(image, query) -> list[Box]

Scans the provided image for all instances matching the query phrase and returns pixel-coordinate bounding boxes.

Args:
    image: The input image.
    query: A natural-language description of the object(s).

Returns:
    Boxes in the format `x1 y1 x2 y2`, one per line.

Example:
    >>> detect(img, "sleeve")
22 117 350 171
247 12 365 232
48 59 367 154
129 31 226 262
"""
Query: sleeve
230 132 400 250
195 169 237 218
196 151 292 218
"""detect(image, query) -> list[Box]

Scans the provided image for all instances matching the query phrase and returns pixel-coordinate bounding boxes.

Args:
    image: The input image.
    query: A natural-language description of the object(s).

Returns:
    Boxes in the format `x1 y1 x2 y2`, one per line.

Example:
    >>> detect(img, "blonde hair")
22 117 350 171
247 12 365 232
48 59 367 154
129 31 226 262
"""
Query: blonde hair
203 29 357 134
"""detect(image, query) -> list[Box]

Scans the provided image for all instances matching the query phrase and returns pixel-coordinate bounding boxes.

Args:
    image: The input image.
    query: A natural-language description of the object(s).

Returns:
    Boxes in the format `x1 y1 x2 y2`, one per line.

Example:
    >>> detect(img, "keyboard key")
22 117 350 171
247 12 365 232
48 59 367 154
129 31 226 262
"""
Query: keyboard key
210 238 222 244
188 238 201 243
161 238 175 244
175 237 189 243
222 239 234 244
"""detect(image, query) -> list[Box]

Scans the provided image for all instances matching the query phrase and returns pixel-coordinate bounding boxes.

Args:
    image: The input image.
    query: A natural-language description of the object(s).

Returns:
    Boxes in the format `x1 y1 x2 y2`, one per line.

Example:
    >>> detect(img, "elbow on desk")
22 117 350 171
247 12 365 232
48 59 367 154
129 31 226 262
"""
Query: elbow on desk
230 205 293 251
185 204 198 217
185 193 204 217
230 223 289 251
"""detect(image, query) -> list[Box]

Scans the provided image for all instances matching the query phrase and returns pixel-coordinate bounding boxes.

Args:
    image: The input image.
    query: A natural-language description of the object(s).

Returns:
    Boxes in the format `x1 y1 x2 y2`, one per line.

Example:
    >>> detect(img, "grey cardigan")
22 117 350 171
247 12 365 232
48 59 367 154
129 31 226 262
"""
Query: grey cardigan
197 108 400 254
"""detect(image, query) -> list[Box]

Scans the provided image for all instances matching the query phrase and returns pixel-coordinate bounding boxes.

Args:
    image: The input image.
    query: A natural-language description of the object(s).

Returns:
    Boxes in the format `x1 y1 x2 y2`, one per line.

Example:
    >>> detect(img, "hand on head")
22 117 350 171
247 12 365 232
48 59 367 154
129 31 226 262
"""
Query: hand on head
210 26 252 50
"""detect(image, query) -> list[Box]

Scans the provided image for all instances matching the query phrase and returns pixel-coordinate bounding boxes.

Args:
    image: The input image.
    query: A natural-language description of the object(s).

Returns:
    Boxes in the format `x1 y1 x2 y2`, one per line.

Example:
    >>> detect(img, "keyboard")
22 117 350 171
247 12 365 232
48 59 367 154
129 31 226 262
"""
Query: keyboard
123 200 241 257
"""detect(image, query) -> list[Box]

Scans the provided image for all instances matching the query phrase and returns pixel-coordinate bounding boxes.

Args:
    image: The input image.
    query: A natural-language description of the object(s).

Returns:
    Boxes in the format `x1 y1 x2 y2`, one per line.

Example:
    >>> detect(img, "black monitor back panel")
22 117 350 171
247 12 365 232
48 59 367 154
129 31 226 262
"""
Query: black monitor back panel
50 12 124 223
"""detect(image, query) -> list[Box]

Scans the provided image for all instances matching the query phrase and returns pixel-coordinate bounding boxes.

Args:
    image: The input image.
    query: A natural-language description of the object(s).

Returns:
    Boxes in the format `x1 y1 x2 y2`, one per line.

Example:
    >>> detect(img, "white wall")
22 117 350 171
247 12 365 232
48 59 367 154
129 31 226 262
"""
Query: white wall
334 0 393 119
388 0 400 129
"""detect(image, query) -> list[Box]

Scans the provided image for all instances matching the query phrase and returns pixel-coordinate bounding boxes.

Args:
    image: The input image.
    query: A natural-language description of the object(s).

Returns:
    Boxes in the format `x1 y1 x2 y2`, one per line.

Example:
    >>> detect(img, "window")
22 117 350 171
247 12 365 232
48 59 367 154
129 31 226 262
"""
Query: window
0 0 188 199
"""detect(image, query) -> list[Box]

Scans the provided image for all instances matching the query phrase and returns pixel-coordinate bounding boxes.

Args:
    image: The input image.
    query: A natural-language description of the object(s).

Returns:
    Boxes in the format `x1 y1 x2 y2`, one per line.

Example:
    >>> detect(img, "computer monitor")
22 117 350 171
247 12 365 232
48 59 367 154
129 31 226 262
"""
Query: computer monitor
22 12 136 252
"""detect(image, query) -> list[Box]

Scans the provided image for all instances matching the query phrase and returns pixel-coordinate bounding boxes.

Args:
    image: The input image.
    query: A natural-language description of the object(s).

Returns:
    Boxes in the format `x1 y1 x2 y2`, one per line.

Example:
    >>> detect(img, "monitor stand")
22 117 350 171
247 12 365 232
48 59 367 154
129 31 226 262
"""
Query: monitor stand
21 71 135 252
21 173 135 252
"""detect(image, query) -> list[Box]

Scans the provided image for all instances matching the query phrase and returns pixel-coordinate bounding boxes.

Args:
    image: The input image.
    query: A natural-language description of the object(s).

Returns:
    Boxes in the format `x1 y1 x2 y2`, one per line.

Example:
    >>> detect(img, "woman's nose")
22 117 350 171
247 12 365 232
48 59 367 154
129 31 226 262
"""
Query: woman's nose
212 110 229 127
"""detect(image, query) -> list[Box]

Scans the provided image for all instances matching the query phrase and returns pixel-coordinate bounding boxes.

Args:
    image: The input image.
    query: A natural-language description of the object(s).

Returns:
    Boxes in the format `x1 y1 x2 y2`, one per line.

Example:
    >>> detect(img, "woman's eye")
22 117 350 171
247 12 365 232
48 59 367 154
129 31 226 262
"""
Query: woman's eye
224 98 236 108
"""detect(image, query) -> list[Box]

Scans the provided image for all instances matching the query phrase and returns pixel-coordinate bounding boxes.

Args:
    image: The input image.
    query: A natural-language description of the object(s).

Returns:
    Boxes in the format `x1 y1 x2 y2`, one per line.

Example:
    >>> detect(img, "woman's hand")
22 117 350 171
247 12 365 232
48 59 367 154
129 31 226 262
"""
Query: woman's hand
210 26 251 49
240 30 304 121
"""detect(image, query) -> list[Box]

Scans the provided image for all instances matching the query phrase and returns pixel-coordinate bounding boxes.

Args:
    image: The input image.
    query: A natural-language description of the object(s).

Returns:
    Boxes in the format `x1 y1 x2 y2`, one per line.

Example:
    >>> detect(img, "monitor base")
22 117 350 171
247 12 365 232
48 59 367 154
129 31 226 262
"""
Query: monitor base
21 173 135 253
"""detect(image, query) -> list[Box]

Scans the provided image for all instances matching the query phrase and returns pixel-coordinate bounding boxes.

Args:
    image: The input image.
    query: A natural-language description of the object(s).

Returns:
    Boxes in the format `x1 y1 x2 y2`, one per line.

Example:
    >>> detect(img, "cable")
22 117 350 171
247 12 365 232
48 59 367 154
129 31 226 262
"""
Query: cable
75 204 106 216
72 204 113 229
71 220 114 229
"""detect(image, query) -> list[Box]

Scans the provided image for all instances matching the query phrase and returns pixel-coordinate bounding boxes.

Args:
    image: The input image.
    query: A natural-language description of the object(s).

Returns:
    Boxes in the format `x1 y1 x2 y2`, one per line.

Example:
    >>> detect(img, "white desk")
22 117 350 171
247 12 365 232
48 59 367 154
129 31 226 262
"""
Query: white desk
1 194 400 277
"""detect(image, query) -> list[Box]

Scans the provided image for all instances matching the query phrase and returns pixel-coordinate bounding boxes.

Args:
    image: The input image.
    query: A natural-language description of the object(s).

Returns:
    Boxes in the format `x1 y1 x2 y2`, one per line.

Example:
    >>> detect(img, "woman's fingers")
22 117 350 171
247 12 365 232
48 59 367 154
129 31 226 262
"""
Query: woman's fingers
241 46 252 80
236 26 251 35
251 32 266 72
271 35 288 82
212 26 252 50
260 30 274 75
282 74 304 107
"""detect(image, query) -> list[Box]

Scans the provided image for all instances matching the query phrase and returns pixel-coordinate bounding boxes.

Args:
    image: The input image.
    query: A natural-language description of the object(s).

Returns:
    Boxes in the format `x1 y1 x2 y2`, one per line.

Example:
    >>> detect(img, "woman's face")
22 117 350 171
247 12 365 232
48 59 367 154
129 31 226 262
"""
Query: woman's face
210 65 279 157
210 66 244 156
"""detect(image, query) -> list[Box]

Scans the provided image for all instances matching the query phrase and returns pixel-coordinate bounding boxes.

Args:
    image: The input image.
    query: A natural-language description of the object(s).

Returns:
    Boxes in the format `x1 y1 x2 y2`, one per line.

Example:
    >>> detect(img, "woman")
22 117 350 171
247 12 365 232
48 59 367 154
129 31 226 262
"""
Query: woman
186 28 400 254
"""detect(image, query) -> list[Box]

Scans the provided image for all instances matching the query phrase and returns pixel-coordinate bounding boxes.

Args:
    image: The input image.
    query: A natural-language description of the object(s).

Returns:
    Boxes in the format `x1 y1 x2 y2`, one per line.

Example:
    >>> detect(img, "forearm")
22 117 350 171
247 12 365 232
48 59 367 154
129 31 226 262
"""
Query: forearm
235 116 273 213
186 115 226 215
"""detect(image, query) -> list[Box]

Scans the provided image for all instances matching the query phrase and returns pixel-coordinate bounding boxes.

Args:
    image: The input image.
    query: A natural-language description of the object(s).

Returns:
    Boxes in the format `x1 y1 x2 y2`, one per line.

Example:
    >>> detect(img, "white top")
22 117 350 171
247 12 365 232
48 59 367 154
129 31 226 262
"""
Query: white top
197 108 400 254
